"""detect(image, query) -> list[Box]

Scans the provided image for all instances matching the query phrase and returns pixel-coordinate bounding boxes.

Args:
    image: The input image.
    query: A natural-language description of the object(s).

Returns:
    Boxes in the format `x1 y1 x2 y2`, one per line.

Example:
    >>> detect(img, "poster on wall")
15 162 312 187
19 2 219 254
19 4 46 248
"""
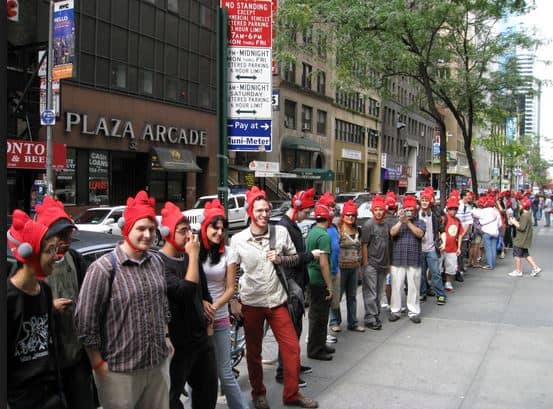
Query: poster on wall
52 0 75 80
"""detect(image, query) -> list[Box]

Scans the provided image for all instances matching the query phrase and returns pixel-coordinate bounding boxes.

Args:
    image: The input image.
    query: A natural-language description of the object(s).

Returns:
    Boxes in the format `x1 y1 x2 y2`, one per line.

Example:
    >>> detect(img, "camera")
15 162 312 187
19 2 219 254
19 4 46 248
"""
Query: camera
404 210 414 218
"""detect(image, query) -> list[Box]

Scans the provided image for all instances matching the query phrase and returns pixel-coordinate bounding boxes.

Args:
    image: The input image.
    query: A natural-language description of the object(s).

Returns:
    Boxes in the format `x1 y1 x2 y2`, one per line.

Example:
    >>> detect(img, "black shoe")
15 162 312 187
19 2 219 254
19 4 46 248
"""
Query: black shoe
388 313 401 322
420 295 427 302
300 365 312 374
275 374 283 384
324 346 336 354
365 320 382 330
409 315 422 324
308 353 333 361
299 378 307 388
426 288 436 297
455 271 464 282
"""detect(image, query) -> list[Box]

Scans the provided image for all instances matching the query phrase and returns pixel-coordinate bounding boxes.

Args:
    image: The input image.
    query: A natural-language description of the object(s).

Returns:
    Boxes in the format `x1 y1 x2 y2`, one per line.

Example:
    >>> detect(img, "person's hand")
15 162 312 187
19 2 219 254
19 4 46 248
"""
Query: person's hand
266 250 280 263
165 336 175 358
311 249 322 258
53 298 73 312
93 360 109 378
203 301 216 322
185 232 200 258
230 298 242 318
398 210 408 224
325 288 333 301
456 248 462 256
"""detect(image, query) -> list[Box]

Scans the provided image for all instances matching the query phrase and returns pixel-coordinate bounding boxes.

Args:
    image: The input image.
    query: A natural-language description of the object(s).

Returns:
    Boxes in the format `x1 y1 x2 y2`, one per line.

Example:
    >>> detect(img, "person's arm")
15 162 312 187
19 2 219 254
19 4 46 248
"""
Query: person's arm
390 220 403 237
213 262 238 311
274 226 300 266
319 252 333 300
406 220 424 239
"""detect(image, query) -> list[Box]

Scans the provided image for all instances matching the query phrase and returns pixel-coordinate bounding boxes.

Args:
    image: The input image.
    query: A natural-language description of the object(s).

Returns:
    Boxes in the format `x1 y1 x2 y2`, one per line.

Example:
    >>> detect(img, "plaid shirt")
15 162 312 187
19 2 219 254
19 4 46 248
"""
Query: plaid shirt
75 244 170 372
390 218 426 267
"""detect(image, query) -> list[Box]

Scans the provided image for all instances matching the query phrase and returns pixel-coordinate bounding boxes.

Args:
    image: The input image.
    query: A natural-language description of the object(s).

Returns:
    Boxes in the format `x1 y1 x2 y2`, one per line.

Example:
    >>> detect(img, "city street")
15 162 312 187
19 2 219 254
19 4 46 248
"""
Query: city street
214 225 553 409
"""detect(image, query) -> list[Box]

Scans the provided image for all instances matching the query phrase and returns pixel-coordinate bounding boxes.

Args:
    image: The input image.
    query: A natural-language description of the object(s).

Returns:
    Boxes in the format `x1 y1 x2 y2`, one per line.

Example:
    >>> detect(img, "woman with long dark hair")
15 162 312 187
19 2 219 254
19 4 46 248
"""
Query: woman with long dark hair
200 199 248 409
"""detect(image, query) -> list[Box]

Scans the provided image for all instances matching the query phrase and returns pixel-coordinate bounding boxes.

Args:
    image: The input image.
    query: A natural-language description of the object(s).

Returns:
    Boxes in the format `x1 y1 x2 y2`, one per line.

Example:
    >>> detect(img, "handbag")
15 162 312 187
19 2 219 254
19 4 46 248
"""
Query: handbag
269 225 304 323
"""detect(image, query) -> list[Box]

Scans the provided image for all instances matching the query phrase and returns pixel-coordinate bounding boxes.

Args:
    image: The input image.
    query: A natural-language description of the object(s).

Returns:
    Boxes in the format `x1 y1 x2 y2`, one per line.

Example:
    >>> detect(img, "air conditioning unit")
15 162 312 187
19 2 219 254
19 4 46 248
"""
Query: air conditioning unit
375 101 381 109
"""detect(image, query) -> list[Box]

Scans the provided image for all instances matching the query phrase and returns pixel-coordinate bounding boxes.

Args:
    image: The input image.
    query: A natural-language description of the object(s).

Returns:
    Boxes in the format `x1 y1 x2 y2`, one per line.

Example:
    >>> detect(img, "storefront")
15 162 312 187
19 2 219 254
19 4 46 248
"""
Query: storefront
381 167 401 193
47 84 217 213
335 146 364 193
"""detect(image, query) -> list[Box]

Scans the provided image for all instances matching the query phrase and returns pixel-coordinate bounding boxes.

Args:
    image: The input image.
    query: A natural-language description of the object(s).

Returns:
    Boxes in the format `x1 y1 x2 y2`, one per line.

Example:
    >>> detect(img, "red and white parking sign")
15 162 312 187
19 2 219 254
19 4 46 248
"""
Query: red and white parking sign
221 0 272 48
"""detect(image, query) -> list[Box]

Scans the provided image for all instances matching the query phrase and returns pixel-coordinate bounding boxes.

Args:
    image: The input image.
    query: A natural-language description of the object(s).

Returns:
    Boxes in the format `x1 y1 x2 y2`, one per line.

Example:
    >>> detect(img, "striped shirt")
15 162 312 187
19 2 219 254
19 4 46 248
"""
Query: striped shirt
74 244 170 372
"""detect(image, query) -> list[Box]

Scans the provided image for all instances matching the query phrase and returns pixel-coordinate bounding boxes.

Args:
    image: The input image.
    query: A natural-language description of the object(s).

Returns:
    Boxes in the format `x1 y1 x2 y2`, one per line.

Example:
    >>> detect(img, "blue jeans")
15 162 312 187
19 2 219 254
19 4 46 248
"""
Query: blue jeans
483 233 498 269
329 267 358 328
213 324 248 409
420 250 445 297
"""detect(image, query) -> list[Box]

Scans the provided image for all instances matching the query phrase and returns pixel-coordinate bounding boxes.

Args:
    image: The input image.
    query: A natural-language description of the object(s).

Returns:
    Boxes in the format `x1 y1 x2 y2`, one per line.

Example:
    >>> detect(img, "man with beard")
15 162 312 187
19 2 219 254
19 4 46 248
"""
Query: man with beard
230 186 318 409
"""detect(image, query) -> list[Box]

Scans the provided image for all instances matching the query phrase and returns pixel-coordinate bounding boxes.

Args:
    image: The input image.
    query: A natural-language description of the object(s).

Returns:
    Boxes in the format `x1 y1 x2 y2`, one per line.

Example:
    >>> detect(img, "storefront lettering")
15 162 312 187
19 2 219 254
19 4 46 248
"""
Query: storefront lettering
65 112 207 146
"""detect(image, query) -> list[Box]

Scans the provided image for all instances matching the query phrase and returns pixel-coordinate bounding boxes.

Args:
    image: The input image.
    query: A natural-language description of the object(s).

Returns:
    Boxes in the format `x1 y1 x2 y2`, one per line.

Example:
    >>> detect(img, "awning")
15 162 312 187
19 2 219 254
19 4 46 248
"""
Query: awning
291 168 334 181
281 136 321 152
151 147 202 172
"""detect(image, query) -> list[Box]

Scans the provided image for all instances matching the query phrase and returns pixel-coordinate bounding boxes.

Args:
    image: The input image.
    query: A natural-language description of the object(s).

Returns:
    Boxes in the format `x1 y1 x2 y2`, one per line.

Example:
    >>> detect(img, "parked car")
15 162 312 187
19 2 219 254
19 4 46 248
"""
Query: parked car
335 192 372 214
75 205 163 246
269 201 291 224
183 194 249 231
7 230 121 276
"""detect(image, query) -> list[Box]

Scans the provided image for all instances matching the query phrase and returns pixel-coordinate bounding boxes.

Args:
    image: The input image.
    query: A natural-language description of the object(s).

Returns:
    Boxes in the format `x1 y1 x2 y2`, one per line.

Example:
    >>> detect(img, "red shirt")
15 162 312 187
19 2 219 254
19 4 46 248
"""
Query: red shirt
443 215 464 253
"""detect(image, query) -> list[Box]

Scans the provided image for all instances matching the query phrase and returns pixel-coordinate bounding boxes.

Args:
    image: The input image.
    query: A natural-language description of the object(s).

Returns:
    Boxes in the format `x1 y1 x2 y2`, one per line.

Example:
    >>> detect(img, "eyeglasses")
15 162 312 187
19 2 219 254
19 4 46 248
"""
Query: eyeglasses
175 227 191 235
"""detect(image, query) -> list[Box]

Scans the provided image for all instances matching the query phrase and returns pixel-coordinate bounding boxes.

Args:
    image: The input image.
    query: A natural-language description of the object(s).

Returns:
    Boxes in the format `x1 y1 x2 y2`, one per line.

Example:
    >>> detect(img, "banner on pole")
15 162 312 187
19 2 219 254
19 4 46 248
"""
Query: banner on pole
52 0 75 80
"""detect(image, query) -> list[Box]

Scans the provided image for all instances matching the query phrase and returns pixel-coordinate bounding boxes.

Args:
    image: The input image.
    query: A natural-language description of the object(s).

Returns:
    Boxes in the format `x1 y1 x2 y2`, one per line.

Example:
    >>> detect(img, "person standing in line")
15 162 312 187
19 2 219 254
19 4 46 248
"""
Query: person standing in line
158 201 218 409
388 195 426 324
306 202 335 360
417 190 446 305
317 192 340 344
230 186 318 409
75 191 173 409
276 188 319 386
472 196 500 270
330 200 365 333
440 198 465 292
199 199 248 409
36 196 96 409
508 197 543 277
543 194 552 227
7 210 64 409
455 190 473 279
361 195 391 331
381 191 399 309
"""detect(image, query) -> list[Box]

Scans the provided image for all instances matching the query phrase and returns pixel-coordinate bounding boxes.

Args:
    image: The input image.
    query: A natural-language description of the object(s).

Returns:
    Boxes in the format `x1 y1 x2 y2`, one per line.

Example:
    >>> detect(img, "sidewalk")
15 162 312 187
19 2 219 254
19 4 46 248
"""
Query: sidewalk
215 225 553 409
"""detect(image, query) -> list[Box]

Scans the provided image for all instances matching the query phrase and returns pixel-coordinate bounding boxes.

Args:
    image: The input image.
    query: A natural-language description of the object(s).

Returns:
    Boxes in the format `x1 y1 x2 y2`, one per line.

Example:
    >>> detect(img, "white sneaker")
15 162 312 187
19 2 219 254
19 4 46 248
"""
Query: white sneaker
508 270 523 277
444 281 453 290
381 303 389 310
530 267 542 277
326 334 337 344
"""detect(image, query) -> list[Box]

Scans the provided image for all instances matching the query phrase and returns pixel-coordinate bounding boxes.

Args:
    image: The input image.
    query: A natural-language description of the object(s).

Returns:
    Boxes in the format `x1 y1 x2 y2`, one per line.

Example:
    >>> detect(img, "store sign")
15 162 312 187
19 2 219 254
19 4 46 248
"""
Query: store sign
7 139 66 170
223 0 273 152
65 112 208 146
342 148 362 161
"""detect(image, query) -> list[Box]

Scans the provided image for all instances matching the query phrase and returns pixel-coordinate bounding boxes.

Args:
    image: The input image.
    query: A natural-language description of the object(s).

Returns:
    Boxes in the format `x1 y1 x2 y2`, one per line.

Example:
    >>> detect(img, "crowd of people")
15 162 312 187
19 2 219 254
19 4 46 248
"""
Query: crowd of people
6 185 548 409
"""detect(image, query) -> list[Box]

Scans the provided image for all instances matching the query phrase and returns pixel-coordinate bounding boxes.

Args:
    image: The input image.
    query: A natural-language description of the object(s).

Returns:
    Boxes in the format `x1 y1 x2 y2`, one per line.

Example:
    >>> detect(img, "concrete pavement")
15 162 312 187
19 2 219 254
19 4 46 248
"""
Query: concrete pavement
211 225 553 409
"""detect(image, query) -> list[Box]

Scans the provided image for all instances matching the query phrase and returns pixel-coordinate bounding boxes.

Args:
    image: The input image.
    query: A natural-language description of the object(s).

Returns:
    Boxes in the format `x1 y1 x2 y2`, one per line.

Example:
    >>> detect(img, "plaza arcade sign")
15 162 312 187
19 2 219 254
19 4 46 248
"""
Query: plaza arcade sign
64 112 208 146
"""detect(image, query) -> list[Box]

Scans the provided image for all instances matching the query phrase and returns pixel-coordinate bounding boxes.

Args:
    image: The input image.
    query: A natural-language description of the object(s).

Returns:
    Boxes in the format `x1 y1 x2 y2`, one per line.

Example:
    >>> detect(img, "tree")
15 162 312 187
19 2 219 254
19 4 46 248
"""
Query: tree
275 0 536 200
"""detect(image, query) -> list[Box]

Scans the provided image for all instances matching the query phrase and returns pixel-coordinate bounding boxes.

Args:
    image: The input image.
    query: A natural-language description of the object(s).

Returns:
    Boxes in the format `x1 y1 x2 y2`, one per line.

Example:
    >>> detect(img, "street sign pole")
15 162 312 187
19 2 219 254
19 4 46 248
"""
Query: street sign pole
217 7 229 217
46 0 55 195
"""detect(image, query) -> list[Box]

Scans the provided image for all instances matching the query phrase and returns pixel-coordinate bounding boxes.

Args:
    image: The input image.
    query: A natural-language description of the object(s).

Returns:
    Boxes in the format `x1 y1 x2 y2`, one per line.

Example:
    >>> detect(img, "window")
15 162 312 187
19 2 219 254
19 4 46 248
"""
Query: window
88 151 109 205
301 63 312 89
335 119 365 145
317 71 326 95
317 110 327 135
317 33 327 58
282 62 295 83
140 70 153 94
55 148 76 205
111 63 126 88
301 105 313 131
284 100 296 129
368 129 378 149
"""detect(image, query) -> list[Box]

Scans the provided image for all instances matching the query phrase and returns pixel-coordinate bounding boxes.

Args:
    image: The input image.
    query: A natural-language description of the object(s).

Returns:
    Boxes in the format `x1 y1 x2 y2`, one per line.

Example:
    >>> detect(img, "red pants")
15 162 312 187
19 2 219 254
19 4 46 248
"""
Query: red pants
242 304 301 403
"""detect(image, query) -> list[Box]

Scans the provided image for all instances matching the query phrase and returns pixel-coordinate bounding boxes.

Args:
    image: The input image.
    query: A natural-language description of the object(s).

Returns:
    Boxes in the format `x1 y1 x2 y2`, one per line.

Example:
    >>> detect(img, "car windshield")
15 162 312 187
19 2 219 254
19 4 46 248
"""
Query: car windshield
193 198 214 209
75 209 109 224
335 195 355 203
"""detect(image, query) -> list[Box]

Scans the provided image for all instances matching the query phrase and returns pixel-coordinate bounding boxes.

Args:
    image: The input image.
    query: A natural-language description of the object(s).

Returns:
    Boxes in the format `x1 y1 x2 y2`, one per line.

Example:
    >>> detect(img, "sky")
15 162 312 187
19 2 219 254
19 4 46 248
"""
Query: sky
518 0 553 177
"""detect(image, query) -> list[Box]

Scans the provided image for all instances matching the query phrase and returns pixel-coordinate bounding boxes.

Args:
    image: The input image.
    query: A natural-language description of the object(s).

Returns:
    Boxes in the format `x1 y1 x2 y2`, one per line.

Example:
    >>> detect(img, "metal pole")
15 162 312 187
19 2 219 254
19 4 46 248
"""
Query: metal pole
46 0 55 195
217 7 229 218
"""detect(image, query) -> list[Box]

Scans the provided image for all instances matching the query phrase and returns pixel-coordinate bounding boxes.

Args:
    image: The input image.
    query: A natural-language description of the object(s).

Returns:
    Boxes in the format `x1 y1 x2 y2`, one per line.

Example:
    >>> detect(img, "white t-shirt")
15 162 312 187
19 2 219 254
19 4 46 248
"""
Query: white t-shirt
203 246 237 322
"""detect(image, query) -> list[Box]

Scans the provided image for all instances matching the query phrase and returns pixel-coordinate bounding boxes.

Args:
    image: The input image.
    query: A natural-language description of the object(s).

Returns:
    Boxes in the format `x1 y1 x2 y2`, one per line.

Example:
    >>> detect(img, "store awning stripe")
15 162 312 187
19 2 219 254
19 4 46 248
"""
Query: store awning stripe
151 147 202 173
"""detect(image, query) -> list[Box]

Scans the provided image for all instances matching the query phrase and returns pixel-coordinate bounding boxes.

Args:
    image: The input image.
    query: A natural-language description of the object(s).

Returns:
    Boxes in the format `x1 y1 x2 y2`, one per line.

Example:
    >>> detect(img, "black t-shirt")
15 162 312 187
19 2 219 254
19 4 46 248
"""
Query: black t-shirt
160 251 210 348
7 279 57 398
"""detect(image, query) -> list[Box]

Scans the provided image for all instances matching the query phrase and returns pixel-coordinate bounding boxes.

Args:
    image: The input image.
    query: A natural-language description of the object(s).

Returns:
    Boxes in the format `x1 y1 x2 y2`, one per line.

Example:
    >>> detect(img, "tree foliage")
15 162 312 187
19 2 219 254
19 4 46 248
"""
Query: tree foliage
275 0 537 198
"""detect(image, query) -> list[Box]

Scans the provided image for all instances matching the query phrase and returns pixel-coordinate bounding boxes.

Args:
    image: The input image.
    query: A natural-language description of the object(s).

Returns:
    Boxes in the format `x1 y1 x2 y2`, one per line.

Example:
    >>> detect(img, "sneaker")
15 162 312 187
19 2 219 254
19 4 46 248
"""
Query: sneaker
455 271 464 282
388 313 401 322
444 281 454 291
299 378 307 388
530 267 542 277
400 307 408 315
481 265 492 270
499 252 505 259
380 303 389 309
508 270 523 277
300 365 313 374
326 334 337 344
419 295 427 302
436 296 446 305
278 375 307 388
253 395 270 409
365 320 382 330
426 288 436 297
409 315 421 324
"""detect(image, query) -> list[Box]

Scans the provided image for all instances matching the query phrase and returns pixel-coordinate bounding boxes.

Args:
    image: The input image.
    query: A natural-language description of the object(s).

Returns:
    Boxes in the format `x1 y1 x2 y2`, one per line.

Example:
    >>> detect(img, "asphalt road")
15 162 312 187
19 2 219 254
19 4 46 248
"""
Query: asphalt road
208 223 553 409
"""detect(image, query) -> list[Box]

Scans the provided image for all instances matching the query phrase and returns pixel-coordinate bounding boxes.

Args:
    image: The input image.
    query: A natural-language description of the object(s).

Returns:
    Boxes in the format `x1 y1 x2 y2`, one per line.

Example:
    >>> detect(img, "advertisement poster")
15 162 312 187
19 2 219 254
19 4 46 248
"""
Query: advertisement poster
52 0 75 80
